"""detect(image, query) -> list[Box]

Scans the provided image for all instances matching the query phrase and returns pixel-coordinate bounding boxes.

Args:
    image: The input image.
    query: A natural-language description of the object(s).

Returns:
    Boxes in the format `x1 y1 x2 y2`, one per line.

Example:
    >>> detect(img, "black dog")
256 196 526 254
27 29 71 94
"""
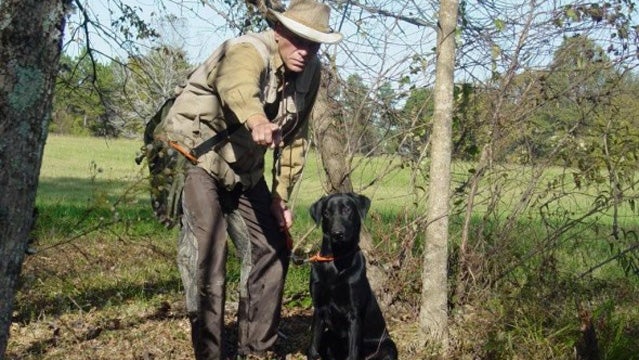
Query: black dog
307 193 398 360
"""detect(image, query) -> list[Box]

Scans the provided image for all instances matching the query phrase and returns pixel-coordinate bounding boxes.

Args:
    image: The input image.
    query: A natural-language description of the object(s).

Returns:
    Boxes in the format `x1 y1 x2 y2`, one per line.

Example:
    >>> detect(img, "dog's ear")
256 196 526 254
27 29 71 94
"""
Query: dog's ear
348 193 371 219
309 196 326 224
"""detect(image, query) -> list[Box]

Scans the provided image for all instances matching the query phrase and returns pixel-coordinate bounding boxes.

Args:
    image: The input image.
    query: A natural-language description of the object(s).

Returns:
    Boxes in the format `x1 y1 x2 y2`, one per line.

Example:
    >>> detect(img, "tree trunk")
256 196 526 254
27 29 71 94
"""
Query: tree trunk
311 72 388 300
0 0 69 355
311 73 353 194
418 0 459 354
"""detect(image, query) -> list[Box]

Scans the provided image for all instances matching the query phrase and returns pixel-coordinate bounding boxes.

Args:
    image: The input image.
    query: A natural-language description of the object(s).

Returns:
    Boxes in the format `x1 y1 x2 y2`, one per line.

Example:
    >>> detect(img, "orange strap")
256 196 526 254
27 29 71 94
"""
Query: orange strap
308 252 335 263
168 141 198 164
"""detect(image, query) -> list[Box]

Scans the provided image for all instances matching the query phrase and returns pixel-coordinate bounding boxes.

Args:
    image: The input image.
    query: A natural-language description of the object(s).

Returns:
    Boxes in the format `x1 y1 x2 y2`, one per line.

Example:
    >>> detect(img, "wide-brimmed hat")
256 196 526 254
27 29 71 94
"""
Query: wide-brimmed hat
269 0 343 44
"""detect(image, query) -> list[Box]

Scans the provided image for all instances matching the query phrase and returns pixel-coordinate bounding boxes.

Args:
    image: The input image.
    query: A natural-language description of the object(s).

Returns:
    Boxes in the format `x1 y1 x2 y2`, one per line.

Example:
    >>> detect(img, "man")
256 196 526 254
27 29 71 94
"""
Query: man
166 1 343 359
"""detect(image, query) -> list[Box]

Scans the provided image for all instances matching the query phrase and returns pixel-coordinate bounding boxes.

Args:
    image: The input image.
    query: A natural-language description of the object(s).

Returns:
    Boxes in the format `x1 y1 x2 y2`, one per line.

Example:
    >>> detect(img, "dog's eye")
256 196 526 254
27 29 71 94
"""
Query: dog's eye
341 206 352 216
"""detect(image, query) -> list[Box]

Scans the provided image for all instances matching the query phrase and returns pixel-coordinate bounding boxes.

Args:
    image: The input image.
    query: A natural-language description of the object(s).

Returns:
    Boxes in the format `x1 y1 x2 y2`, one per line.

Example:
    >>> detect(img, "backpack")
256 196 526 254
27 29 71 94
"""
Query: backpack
137 97 188 229
137 96 243 229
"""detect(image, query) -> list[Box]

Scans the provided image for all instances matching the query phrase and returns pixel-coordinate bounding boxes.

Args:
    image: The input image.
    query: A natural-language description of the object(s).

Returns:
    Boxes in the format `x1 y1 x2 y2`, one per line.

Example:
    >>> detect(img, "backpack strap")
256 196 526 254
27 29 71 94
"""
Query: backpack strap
189 122 242 160
233 33 271 67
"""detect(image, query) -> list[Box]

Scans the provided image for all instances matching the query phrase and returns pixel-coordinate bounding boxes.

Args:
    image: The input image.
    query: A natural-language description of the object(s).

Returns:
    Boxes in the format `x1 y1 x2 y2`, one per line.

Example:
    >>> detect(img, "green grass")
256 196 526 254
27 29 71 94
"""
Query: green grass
31 135 318 315
34 134 639 291
10 134 639 359
31 134 425 319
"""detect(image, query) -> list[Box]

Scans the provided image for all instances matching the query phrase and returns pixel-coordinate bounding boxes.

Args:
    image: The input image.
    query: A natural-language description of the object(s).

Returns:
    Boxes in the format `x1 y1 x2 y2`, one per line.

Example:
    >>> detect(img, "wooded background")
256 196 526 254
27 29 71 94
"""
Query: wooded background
1 0 638 358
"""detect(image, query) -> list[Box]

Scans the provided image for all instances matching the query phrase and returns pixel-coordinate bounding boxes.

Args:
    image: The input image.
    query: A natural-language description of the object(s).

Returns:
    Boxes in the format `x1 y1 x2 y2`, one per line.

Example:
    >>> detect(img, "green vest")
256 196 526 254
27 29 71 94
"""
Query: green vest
157 30 319 190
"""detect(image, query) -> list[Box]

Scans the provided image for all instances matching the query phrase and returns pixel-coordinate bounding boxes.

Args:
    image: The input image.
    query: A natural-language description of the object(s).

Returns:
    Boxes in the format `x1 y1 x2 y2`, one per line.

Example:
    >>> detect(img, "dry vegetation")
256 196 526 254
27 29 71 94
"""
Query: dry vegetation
8 235 428 360
9 136 639 359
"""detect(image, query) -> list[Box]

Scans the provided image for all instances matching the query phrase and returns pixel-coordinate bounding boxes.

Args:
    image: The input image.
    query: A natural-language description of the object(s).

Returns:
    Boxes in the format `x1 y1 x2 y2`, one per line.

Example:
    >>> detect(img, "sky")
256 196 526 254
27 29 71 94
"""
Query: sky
63 0 234 63
63 0 639 91
63 0 438 92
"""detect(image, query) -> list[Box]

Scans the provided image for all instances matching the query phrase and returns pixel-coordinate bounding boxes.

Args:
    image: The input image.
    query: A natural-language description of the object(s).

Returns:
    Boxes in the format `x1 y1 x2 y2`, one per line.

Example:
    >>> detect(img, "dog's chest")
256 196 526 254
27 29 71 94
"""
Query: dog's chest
313 262 344 285
311 255 369 302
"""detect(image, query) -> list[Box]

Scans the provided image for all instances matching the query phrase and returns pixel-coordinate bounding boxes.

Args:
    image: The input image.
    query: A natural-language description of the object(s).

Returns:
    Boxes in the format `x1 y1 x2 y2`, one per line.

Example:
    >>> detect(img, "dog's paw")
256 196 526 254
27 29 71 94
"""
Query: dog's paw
306 348 320 360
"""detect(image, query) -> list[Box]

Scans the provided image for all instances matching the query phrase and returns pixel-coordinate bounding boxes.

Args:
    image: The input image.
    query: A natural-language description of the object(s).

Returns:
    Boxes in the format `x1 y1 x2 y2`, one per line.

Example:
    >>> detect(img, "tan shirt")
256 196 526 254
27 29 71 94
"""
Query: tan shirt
168 30 321 202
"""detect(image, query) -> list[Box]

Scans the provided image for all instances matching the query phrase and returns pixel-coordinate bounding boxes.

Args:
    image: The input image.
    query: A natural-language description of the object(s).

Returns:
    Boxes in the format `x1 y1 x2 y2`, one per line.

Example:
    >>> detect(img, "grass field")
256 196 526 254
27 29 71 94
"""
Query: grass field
11 135 423 359
7 134 639 359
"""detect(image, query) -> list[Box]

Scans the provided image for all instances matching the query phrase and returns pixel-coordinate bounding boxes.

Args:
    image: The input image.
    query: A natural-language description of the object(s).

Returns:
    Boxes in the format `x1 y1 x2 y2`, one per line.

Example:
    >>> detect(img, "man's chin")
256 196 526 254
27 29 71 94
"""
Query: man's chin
285 63 305 73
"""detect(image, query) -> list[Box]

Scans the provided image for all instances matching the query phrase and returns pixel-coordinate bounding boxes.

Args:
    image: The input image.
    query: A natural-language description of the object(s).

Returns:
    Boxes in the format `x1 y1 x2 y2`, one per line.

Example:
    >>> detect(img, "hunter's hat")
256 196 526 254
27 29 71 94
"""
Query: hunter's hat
269 0 343 44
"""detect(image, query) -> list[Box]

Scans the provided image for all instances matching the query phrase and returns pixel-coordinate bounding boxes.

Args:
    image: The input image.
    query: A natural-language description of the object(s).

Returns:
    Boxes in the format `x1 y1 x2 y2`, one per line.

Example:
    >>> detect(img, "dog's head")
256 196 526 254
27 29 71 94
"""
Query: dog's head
310 193 371 256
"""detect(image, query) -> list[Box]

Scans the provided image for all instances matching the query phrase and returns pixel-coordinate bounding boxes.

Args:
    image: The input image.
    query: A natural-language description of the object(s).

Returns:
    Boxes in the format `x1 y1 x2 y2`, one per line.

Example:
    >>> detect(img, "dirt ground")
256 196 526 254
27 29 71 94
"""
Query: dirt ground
7 297 426 360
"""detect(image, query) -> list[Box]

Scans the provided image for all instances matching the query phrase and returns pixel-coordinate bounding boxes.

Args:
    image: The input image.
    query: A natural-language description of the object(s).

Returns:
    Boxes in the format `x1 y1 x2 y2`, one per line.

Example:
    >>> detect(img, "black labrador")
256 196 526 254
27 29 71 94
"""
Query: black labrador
307 193 398 360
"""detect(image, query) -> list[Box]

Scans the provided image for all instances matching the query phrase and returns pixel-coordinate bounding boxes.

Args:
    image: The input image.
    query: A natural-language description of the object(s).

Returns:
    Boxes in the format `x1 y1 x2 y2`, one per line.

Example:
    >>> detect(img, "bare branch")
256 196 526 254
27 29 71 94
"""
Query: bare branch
333 0 435 28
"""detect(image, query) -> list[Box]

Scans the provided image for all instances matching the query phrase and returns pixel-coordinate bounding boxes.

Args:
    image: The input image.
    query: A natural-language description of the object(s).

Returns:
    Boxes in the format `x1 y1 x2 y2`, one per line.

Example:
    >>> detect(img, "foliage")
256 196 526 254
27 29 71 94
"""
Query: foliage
441 0 639 355
335 74 377 154
109 1 160 42
400 84 480 161
554 0 637 57
399 87 433 158
7 135 639 359
53 43 192 138
447 32 639 294
35 0 639 357
111 45 192 138
52 51 120 136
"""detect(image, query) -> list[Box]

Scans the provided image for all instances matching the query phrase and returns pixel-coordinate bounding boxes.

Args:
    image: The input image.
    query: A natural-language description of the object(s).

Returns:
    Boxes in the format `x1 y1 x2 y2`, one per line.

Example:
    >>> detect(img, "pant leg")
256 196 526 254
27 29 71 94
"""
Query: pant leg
177 212 199 314
181 167 229 360
225 209 252 300
236 178 291 355
177 216 201 352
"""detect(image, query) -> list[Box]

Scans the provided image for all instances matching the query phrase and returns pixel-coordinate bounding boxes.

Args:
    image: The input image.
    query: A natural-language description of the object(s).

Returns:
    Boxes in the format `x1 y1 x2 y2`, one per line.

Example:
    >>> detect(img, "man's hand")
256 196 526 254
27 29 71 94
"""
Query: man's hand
247 115 282 148
271 196 293 230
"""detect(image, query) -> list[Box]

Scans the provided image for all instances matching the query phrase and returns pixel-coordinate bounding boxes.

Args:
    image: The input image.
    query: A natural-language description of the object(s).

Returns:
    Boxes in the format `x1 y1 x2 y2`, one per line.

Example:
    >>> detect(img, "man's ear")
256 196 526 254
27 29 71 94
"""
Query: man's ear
273 22 284 42
309 196 327 224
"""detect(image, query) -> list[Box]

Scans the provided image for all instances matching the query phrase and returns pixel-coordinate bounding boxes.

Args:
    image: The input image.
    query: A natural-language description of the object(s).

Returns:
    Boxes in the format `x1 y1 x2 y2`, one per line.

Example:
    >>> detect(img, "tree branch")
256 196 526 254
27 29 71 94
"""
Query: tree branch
333 0 434 28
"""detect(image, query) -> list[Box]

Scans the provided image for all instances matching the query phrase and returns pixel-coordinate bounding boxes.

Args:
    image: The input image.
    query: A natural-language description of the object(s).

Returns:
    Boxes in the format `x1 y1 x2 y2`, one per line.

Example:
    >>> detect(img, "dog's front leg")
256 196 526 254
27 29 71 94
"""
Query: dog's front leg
307 307 324 360
346 312 362 360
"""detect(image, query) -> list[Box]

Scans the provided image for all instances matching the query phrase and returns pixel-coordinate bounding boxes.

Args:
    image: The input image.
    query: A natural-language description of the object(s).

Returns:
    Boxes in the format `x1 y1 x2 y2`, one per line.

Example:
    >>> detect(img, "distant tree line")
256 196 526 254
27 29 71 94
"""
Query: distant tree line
52 45 191 137
52 35 639 170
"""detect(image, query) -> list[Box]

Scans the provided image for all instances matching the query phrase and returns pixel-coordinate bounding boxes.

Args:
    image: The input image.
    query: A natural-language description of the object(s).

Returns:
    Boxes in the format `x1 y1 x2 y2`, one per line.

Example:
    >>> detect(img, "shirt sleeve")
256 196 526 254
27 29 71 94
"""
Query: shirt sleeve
272 125 309 203
211 43 266 124
272 65 321 202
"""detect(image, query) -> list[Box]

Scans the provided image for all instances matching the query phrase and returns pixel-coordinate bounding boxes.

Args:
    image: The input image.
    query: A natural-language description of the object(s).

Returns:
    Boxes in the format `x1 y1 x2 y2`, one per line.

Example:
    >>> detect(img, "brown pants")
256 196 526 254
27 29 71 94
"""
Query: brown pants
178 166 290 359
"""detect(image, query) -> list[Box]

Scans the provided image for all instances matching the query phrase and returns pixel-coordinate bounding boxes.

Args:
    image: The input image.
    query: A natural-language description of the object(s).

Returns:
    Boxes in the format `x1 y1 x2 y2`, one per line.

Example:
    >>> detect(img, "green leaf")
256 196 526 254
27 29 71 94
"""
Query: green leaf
566 7 578 21
491 45 501 59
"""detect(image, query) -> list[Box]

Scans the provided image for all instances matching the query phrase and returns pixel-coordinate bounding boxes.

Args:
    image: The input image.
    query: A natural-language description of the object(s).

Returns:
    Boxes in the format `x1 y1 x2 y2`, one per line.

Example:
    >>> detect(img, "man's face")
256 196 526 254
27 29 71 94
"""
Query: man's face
275 24 321 73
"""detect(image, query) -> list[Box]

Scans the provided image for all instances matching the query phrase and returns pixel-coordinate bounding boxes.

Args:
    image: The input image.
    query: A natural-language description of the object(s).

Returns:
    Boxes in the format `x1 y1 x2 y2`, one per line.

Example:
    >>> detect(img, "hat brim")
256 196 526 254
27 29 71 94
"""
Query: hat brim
269 10 343 44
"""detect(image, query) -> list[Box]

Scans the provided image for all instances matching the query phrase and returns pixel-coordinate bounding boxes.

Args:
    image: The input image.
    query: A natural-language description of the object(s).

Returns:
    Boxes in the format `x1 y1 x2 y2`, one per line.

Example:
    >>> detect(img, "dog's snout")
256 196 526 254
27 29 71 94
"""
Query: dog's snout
328 216 346 240
330 229 344 239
